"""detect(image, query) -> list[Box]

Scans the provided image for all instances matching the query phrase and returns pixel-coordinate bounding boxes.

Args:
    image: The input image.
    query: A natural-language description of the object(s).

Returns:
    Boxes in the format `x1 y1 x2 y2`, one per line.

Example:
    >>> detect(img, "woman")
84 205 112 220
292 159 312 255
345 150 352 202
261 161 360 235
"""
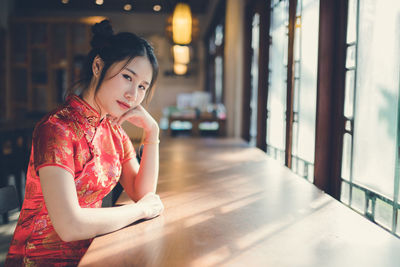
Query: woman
6 20 164 266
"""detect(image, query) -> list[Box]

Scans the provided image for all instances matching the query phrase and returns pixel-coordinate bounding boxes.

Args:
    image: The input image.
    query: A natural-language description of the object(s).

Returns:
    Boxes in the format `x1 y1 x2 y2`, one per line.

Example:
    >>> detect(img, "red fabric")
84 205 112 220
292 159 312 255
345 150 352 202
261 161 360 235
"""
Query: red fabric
6 95 136 266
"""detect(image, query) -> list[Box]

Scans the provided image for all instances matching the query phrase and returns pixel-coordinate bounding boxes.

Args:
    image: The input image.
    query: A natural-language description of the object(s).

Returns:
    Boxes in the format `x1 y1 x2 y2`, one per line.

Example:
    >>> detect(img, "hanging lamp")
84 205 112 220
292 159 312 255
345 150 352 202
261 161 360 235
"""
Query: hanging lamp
174 63 188 75
172 2 192 45
173 45 190 64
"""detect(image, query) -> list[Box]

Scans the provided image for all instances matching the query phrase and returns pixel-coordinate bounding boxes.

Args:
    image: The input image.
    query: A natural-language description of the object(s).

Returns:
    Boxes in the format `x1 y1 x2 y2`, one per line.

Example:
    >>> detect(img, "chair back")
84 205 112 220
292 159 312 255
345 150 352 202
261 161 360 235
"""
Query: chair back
0 185 20 214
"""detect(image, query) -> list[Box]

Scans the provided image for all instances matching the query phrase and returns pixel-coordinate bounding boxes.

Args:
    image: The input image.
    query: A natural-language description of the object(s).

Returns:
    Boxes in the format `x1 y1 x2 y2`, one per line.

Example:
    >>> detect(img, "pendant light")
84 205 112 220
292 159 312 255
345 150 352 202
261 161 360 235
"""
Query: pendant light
173 45 190 65
174 63 188 75
172 2 192 45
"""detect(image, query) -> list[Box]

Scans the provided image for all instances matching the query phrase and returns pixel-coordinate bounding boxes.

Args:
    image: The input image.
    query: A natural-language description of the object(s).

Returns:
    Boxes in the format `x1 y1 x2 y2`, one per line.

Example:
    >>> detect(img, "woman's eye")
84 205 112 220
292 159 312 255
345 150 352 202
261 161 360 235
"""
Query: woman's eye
123 74 132 81
139 85 147 90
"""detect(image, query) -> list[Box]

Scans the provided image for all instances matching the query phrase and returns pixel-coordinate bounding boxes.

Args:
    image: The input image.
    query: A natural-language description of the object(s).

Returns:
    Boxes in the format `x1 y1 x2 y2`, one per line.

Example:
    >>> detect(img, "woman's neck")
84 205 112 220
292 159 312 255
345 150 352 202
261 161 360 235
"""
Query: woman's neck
81 90 105 119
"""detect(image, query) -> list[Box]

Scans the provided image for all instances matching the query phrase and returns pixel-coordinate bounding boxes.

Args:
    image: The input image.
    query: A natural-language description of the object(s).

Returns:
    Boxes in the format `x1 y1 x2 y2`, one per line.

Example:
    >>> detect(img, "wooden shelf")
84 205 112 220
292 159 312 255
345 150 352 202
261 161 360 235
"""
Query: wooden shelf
12 62 28 68
32 43 47 49
6 17 103 119
13 102 28 108
32 83 47 90
51 62 67 69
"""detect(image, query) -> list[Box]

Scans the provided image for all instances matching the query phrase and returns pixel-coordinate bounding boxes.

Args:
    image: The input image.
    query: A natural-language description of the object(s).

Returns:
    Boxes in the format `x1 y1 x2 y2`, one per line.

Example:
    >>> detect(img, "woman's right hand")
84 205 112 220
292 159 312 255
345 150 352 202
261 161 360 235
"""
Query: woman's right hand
136 192 164 219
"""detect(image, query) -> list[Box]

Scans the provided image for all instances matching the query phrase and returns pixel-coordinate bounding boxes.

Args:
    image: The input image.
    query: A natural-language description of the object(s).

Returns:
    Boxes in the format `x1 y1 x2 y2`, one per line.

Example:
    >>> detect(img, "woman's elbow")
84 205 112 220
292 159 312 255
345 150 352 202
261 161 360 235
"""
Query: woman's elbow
52 225 76 242
53 222 86 242
58 231 76 243
51 214 88 242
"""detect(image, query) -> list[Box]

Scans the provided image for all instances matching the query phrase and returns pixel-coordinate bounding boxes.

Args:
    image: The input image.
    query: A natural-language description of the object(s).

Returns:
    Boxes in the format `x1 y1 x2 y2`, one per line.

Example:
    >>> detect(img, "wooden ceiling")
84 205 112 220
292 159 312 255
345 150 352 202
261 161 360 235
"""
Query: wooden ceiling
15 0 210 14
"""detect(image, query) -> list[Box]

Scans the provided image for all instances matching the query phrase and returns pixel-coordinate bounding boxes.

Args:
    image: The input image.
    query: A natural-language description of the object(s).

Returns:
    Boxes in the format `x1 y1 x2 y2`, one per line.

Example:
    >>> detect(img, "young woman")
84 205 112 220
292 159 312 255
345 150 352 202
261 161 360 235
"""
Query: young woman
5 20 164 266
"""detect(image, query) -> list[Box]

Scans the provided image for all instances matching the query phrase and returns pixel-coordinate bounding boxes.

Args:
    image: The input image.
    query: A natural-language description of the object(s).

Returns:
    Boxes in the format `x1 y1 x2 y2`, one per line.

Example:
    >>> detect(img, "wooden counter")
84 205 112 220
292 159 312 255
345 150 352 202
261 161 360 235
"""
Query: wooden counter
79 138 400 267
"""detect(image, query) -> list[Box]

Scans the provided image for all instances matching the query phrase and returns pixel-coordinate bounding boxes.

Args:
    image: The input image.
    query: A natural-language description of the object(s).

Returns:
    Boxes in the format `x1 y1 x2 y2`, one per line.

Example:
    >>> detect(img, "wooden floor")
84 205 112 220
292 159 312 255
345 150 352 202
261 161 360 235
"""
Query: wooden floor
80 138 400 267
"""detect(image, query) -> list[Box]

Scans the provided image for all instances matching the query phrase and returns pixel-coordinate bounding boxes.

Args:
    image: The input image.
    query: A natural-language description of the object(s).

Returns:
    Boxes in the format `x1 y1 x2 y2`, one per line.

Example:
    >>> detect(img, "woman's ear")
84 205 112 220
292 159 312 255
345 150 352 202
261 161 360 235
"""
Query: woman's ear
92 55 104 77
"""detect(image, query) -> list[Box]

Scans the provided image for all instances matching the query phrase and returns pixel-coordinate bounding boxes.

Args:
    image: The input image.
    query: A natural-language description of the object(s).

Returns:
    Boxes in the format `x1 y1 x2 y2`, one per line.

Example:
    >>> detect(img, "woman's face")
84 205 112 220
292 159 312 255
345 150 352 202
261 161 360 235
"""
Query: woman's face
95 56 153 118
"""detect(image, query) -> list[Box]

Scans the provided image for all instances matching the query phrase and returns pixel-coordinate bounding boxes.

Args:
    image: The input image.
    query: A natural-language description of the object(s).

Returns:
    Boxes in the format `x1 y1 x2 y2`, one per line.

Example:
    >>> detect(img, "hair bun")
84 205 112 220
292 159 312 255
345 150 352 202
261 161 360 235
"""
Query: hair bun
90 20 114 50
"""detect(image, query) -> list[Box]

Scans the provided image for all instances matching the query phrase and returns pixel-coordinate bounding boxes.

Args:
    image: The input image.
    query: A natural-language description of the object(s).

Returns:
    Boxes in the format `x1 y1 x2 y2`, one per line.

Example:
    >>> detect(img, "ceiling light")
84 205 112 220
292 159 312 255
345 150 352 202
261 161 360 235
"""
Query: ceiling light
79 16 108 24
95 0 104 6
124 4 132 11
153 5 161 12
172 3 192 44
61 0 69 4
174 63 187 75
173 45 190 64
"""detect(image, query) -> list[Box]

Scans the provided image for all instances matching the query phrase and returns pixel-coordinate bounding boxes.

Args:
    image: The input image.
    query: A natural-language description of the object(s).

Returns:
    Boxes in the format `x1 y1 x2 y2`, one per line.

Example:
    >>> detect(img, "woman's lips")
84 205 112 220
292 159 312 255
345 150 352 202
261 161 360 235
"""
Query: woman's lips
117 100 131 110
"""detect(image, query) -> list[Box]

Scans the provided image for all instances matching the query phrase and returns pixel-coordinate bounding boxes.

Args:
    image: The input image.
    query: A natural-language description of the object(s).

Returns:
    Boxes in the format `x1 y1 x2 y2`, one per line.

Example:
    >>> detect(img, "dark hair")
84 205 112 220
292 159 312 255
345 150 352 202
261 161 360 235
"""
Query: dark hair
69 20 159 103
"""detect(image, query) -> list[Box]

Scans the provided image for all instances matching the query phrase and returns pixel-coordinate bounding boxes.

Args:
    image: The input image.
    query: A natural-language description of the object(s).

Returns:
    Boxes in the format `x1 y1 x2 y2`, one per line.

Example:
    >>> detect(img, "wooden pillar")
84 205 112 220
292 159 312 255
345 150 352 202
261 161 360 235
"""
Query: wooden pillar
255 0 270 151
284 0 297 168
241 3 252 142
314 0 348 199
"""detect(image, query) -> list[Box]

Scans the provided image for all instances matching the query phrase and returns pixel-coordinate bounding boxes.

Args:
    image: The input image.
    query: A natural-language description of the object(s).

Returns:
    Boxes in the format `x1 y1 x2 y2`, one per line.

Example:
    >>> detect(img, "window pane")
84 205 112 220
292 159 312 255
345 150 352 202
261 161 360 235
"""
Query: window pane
341 182 350 205
397 209 400 235
344 69 355 118
293 78 299 111
209 36 216 54
345 120 352 132
341 132 352 181
292 0 319 164
346 45 356 69
346 0 358 44
267 0 289 155
215 24 224 46
250 13 260 146
351 186 365 214
215 56 223 103
294 21 301 61
352 0 400 199
375 198 393 230
307 163 314 181
292 120 298 155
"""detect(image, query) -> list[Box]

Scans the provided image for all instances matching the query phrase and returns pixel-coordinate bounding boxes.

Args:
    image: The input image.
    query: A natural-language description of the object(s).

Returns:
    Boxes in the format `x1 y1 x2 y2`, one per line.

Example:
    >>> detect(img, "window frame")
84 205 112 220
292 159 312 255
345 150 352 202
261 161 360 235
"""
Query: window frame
204 0 226 104
241 0 270 151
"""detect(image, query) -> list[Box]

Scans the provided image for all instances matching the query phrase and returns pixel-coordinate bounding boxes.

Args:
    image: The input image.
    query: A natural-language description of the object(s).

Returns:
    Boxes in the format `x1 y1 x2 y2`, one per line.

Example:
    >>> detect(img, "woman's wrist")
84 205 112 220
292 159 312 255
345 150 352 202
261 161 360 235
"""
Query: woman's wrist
142 139 160 145
134 202 148 219
144 124 160 141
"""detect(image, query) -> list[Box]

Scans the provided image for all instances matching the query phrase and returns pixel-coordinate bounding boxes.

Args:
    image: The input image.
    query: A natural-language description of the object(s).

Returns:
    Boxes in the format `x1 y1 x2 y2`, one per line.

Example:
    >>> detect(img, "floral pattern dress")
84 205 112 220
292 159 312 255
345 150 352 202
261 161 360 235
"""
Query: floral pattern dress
5 95 136 266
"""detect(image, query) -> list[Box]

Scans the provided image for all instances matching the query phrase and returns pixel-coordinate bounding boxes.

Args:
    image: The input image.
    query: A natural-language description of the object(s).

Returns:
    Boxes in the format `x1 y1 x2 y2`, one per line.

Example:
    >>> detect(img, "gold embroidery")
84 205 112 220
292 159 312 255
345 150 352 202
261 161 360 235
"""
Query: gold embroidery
42 231 62 250
26 242 36 250
25 182 37 200
23 257 38 267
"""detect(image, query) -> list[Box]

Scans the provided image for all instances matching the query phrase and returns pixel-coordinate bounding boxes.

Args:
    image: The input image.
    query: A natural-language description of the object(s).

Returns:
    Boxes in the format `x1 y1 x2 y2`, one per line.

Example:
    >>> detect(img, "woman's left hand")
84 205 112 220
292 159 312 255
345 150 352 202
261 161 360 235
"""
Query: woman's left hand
115 105 159 134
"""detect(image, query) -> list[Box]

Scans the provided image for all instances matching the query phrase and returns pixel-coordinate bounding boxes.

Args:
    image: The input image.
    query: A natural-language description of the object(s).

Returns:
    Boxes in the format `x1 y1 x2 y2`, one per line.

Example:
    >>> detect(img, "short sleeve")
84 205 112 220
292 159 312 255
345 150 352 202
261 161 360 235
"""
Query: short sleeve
120 128 136 164
33 121 75 176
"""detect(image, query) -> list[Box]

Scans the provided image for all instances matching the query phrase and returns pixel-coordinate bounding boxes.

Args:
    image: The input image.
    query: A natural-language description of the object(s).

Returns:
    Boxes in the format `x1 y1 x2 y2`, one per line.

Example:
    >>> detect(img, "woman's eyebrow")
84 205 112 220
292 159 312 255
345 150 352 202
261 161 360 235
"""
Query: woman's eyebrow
125 67 150 85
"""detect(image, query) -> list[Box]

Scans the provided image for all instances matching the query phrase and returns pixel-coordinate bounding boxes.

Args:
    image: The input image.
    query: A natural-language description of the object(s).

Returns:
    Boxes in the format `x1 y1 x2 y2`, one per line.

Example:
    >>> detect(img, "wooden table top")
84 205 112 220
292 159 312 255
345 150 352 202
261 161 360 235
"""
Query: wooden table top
79 138 400 267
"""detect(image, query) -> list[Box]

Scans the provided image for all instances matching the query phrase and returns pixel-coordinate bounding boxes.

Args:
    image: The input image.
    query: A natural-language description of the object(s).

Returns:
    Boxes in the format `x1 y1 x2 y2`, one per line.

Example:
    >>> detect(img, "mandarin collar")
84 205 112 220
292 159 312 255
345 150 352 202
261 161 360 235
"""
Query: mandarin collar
67 95 101 128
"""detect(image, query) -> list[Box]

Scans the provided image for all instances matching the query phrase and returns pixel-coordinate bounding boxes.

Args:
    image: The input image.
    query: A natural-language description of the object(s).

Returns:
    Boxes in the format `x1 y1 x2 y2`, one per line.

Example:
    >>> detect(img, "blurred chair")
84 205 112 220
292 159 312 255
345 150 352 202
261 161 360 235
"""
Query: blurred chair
0 125 32 208
0 185 20 224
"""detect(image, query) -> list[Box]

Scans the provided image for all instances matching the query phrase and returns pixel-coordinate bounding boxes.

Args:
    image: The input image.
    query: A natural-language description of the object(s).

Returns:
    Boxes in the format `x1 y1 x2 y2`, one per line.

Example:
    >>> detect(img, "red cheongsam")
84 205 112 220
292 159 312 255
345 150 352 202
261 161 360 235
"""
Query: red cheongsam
5 95 136 266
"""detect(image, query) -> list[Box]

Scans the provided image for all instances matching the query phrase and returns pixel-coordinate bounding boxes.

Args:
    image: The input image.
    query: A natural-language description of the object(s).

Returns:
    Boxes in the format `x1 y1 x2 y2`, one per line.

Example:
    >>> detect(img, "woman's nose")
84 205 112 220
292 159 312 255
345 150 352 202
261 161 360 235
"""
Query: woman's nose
125 85 138 102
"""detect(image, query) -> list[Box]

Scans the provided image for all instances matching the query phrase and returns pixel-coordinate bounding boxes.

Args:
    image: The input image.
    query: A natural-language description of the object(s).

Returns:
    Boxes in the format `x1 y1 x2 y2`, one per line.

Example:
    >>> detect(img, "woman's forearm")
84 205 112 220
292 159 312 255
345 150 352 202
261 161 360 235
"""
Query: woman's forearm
39 166 152 243
63 203 144 242
133 128 160 198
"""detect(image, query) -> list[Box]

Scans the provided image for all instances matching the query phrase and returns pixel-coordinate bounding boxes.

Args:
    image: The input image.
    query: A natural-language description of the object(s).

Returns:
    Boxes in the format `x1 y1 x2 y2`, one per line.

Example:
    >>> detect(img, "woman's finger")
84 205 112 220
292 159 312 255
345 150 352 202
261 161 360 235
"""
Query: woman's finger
117 108 138 125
